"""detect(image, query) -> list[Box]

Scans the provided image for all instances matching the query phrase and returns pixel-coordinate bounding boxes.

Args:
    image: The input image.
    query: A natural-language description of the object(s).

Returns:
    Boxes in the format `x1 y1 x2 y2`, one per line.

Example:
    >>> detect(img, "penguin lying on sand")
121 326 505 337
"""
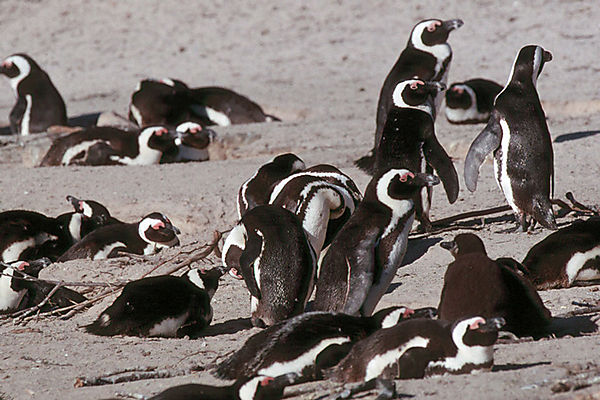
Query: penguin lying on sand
521 217 600 289
0 53 67 135
0 259 50 312
58 212 180 261
214 306 436 381
326 316 505 382
438 233 551 338
464 45 556 231
161 121 216 163
445 79 502 124
86 267 222 338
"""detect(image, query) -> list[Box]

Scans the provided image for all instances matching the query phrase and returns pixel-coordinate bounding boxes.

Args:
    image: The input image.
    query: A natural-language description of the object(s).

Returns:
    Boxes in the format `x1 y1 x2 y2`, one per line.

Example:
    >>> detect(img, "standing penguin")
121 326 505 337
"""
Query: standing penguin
0 53 67 135
85 267 222 337
57 212 180 261
237 153 306 218
438 233 551 337
355 18 463 173
326 316 504 382
312 168 440 316
521 217 600 289
374 79 458 230
445 79 503 124
214 306 435 381
464 45 556 231
222 205 316 327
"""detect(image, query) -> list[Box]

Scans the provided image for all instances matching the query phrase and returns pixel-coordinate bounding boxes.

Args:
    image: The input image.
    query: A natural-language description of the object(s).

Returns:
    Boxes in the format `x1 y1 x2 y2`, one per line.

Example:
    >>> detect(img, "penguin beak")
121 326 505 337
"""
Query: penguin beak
424 81 446 94
542 50 553 62
410 172 440 187
476 317 506 333
271 372 302 387
440 240 457 252
412 307 438 319
442 19 464 32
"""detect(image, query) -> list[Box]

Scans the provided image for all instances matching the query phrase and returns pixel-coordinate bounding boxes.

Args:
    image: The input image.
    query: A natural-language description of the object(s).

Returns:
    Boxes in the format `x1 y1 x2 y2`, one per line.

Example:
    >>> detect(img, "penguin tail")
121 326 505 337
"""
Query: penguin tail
84 312 123 336
354 149 376 175
265 114 281 122
533 198 558 230
212 355 244 380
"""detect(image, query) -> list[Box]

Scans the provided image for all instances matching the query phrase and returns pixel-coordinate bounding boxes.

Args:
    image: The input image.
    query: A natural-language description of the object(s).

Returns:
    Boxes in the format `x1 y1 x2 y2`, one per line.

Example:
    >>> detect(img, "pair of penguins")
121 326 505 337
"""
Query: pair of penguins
0 196 180 264
355 18 556 233
0 54 277 136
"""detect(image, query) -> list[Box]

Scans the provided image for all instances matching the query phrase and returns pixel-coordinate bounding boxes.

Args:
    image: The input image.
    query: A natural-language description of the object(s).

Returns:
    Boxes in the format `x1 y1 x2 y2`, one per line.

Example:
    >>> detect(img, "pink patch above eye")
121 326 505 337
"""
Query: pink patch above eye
229 268 244 280
1 61 12 68
427 21 441 32
260 377 274 386
469 318 486 329
409 80 424 90
152 221 165 230
399 171 415 182
16 262 29 271
403 308 415 318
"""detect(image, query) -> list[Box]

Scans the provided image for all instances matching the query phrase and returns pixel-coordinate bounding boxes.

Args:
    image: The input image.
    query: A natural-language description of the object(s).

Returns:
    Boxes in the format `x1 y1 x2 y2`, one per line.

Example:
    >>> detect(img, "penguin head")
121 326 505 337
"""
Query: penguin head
440 233 487 258
66 195 112 225
175 121 215 150
134 77 189 94
509 45 552 88
0 53 39 92
184 267 224 299
4 259 51 292
372 306 415 328
410 18 463 48
269 153 306 176
452 316 505 349
373 168 441 203
234 374 297 400
138 213 181 248
392 79 446 110
140 126 178 153
130 79 190 127
445 83 473 110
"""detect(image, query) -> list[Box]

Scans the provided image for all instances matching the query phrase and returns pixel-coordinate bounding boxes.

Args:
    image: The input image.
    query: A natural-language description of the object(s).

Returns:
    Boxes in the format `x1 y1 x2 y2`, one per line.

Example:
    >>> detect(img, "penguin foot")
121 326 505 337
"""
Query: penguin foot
329 378 398 400
354 151 376 175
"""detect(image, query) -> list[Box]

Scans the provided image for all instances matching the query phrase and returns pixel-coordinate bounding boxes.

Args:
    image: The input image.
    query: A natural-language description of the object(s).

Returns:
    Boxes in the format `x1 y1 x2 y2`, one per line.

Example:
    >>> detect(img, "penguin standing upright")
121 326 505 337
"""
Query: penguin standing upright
374 79 458 229
355 18 463 173
313 168 440 316
222 205 316 327
0 53 67 135
438 233 551 337
85 267 223 337
464 45 556 231
445 79 503 124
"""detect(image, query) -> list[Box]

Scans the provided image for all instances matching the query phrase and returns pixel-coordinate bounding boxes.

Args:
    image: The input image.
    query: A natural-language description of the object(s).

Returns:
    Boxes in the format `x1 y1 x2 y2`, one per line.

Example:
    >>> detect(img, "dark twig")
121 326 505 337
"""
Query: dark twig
74 365 206 387
11 281 64 319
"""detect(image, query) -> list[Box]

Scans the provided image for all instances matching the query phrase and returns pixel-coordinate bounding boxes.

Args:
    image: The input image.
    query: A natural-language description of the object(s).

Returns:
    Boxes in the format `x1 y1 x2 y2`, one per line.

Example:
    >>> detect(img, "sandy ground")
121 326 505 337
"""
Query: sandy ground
0 1 600 399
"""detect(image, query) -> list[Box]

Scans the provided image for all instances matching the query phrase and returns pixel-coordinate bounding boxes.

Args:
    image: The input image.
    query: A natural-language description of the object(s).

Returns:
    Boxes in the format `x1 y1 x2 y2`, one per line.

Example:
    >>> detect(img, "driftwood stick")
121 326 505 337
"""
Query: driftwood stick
74 365 203 387
4 273 129 289
555 305 600 318
11 281 64 319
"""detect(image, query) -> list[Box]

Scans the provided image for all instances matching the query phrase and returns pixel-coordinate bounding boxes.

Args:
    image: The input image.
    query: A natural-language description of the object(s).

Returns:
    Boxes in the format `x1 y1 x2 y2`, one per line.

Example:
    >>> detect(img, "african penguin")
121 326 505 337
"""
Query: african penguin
326 316 504 382
438 233 551 337
312 168 440 316
129 78 192 127
147 374 296 400
464 45 556 231
355 18 463 173
0 259 50 313
0 53 67 135
85 267 223 337
374 79 458 230
445 79 502 124
521 217 600 289
161 121 216 163
57 212 180 261
214 306 436 381
237 153 306 218
222 205 316 327
39 125 177 167
268 167 361 255
56 195 122 245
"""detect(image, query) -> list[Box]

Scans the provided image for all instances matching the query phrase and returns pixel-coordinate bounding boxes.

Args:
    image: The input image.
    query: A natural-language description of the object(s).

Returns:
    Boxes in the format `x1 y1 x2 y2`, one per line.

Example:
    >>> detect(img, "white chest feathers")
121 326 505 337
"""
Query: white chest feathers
0 268 26 311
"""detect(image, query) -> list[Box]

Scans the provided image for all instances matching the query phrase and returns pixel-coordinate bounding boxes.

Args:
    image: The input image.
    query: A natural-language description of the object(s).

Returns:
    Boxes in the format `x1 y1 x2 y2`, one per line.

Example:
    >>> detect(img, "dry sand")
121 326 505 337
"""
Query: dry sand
0 1 599 399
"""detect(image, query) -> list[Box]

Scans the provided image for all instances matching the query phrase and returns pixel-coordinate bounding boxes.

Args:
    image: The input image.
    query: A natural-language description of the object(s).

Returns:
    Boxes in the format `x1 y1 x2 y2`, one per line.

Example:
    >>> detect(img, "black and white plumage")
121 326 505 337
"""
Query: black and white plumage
327 316 504 382
0 53 67 135
214 306 435 381
56 195 121 246
521 217 600 289
237 153 306 218
147 374 296 400
268 164 362 254
356 18 463 173
0 259 49 312
445 79 503 124
374 79 458 230
58 212 180 261
222 205 316 327
39 126 177 167
438 233 551 338
161 121 216 163
313 169 440 316
85 267 222 337
464 45 556 231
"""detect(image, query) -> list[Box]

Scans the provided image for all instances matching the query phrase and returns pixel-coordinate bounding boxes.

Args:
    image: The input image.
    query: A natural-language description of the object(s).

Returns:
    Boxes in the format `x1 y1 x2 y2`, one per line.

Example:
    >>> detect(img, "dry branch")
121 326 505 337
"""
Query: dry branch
74 365 206 387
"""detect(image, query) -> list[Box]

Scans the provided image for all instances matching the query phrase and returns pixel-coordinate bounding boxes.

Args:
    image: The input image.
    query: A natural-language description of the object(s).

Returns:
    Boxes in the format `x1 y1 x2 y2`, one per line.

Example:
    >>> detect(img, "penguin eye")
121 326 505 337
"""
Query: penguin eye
409 80 424 90
16 262 29 271
152 221 165 230
469 318 485 330
427 21 442 32
260 377 274 386
398 172 415 182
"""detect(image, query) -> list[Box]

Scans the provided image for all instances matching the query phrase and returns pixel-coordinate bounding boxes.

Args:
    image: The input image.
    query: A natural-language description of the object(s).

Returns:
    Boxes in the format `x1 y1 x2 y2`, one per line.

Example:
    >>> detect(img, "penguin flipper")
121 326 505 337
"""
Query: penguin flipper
9 97 26 135
464 115 502 192
355 149 376 175
239 231 263 300
423 136 459 203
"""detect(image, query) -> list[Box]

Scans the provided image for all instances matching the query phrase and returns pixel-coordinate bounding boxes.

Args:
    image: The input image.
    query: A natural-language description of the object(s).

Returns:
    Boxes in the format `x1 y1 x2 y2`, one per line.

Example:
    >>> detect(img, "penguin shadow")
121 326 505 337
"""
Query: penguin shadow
67 112 102 128
401 237 442 266
492 361 551 372
547 315 599 338
554 130 600 143
200 317 253 337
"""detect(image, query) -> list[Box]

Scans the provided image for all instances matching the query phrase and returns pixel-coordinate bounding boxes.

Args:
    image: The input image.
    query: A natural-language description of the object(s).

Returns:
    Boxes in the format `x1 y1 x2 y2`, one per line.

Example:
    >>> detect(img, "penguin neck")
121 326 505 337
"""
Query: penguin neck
0 268 27 311
409 30 451 65
374 182 415 239
297 184 345 253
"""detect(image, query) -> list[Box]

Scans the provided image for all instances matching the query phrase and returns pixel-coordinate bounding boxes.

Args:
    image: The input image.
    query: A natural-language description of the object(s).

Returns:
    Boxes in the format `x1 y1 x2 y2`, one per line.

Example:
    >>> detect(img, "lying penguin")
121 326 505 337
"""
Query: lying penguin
521 217 600 289
222 205 316 327
444 79 502 124
214 306 436 381
85 267 222 338
326 316 505 382
0 259 50 313
161 121 216 163
438 233 551 338
58 212 179 261
39 125 176 166
147 374 296 400
56 195 122 245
